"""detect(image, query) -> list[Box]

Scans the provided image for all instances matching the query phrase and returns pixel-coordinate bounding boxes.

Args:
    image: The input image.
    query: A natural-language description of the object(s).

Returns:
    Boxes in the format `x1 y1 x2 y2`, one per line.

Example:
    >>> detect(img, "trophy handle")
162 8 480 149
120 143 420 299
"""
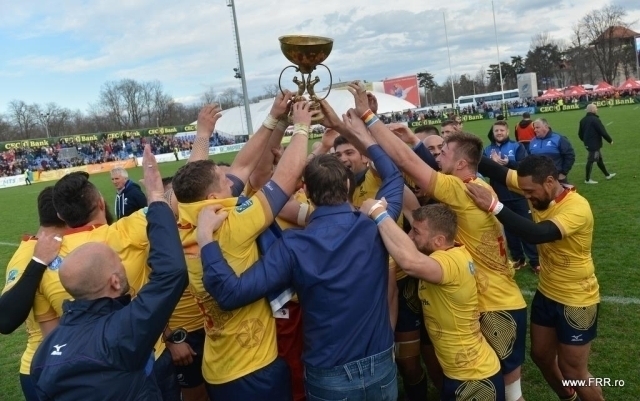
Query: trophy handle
278 65 299 96
316 63 333 101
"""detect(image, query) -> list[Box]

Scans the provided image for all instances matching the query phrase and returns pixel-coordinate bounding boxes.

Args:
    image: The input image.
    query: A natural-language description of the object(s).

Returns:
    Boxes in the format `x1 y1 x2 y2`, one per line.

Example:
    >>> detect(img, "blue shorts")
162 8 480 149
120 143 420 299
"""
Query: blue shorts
479 308 527 375
206 357 292 401
530 290 599 345
442 371 505 401
176 328 206 388
395 276 423 333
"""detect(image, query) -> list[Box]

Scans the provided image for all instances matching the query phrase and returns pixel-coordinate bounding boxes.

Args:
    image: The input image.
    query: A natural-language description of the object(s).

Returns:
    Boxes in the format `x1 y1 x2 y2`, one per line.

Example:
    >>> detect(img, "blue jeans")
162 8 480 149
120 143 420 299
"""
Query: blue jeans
304 346 397 401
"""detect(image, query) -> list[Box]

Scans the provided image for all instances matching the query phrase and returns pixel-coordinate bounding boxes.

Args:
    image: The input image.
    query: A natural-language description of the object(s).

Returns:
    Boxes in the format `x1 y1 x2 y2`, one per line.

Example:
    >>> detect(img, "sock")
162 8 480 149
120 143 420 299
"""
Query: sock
404 372 428 401
585 162 594 181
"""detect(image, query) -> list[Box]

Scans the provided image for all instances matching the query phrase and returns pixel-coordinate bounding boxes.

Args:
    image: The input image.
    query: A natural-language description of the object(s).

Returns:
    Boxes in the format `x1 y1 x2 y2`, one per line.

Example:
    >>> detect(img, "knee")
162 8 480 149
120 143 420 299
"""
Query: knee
530 347 553 367
558 358 587 380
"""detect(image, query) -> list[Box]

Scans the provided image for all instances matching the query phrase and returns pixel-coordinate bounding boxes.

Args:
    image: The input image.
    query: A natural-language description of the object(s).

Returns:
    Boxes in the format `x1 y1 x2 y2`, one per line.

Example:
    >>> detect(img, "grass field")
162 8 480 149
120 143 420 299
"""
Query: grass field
1 105 639 400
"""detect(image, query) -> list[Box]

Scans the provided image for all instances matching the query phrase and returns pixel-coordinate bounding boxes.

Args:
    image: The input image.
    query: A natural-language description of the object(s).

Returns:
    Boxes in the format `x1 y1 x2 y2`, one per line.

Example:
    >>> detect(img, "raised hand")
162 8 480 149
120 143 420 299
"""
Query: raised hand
346 81 371 117
292 101 320 127
139 145 165 204
270 90 294 119
319 100 343 130
361 197 388 219
197 104 223 137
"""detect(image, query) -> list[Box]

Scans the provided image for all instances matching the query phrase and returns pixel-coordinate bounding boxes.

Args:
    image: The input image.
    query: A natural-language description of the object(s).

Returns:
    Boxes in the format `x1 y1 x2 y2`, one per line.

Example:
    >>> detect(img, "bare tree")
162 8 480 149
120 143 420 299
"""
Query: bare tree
262 84 280 98
98 81 128 128
201 86 218 105
217 88 242 110
119 79 144 128
0 113 17 141
577 5 632 84
7 100 38 139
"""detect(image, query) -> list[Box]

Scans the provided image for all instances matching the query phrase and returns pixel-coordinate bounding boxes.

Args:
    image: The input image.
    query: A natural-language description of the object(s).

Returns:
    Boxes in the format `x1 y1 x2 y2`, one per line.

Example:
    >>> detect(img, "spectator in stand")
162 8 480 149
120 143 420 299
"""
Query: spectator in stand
529 119 575 184
111 167 147 220
515 113 535 152
578 104 615 184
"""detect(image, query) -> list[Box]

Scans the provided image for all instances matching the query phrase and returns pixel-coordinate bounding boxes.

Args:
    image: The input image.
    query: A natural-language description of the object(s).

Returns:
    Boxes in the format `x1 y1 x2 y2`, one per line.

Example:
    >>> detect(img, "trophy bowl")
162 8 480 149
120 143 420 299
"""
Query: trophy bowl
279 35 333 74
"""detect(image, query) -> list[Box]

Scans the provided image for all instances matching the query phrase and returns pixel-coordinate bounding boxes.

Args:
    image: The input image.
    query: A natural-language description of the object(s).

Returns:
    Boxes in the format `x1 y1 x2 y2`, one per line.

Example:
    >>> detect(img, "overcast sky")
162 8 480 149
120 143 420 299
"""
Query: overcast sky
1 0 639 111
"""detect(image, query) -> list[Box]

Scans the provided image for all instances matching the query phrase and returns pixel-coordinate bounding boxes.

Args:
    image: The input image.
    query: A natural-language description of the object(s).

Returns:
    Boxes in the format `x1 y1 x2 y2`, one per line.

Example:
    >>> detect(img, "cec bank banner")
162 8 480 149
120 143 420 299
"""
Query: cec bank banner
383 75 421 108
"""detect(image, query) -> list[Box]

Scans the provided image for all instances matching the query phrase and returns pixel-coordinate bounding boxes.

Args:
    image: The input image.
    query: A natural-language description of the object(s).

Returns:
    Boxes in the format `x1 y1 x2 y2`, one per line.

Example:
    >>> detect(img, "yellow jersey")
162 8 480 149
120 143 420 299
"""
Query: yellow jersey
168 289 203 333
352 168 407 281
31 209 166 359
178 192 278 385
419 245 500 381
426 173 526 312
3 237 43 375
507 171 599 306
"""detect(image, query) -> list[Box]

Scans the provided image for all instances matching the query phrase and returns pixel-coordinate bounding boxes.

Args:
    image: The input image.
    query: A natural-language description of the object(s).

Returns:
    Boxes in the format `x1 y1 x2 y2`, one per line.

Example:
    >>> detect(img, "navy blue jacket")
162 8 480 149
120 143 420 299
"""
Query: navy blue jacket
528 130 576 176
578 112 613 151
201 144 402 369
30 203 188 401
483 139 527 202
115 180 148 220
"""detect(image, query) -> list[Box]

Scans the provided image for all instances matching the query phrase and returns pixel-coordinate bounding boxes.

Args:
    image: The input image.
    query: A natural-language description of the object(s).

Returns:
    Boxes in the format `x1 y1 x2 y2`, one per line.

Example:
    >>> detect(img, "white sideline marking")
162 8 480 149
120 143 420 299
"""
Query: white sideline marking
606 122 613 126
521 290 640 305
634 106 639 110
0 241 18 247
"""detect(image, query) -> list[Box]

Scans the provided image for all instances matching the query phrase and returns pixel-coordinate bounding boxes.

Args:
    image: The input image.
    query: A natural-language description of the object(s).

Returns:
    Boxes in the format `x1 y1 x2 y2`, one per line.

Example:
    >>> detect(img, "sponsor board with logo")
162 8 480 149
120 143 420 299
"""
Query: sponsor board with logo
0 175 27 189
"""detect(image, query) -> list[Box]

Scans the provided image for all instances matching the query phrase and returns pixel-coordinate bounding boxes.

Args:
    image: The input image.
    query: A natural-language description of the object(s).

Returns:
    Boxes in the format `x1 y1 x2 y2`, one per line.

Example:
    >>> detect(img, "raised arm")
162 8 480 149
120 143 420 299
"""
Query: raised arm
110 148 189 367
227 91 293 184
269 101 318 197
387 123 439 171
341 109 404 220
346 83 437 192
188 104 223 163
477 156 510 186
247 118 289 191
360 200 444 284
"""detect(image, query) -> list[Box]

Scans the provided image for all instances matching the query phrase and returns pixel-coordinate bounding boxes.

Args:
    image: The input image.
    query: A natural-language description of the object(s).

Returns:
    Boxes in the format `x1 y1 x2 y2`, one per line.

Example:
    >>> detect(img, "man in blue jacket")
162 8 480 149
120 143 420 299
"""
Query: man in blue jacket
197 109 402 401
112 167 147 219
30 149 199 401
484 120 540 273
528 119 575 184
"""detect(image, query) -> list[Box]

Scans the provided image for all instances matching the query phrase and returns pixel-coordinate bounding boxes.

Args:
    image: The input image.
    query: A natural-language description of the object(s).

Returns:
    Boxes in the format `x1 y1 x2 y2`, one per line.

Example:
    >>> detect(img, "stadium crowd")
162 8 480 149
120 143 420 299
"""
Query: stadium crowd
0 132 235 177
0 83 608 401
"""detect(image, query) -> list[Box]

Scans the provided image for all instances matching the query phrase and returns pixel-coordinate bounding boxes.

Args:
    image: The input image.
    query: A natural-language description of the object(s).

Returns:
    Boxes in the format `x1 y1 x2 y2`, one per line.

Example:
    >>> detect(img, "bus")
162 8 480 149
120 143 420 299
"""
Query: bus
456 89 521 107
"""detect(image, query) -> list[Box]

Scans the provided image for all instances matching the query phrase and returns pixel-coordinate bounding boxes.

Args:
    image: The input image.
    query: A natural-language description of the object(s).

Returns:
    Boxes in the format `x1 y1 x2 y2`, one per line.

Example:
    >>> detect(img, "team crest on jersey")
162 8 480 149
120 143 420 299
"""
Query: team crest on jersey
236 199 253 213
468 261 475 275
6 269 19 284
49 256 64 271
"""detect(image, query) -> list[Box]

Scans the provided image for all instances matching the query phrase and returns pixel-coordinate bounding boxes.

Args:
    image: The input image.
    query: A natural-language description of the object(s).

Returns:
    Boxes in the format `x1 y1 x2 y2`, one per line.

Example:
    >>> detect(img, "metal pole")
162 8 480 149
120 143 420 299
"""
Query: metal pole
492 1 505 108
228 0 254 135
443 12 456 109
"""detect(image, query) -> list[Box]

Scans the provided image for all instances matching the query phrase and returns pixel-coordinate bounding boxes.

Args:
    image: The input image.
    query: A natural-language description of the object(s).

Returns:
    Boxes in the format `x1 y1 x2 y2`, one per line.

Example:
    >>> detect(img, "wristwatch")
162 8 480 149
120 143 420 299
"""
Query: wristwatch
164 328 188 344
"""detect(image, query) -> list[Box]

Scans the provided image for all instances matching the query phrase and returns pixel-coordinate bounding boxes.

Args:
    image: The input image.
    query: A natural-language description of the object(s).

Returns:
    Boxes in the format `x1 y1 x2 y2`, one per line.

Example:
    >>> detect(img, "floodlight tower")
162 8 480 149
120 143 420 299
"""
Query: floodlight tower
227 0 253 135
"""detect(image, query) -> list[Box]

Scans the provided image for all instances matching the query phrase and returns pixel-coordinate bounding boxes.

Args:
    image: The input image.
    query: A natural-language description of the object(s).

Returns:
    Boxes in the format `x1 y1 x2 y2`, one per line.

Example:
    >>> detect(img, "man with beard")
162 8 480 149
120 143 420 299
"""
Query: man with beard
32 147 181 400
30 148 199 400
484 120 539 273
469 155 602 401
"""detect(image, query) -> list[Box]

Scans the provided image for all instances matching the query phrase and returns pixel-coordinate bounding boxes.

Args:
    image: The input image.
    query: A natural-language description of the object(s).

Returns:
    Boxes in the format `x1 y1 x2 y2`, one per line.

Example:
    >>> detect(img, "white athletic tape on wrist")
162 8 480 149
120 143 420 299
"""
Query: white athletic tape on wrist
297 203 309 226
262 114 279 130
367 200 384 217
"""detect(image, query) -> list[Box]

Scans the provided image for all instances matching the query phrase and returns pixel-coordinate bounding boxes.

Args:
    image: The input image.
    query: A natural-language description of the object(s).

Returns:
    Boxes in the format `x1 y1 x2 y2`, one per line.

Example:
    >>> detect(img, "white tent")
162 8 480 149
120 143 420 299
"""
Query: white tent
192 90 417 138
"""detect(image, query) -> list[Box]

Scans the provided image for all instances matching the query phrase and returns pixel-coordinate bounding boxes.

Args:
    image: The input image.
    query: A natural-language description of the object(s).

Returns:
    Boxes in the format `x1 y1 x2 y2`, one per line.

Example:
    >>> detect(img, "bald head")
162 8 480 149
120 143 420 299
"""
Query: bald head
423 135 444 157
59 243 129 300
586 103 597 114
